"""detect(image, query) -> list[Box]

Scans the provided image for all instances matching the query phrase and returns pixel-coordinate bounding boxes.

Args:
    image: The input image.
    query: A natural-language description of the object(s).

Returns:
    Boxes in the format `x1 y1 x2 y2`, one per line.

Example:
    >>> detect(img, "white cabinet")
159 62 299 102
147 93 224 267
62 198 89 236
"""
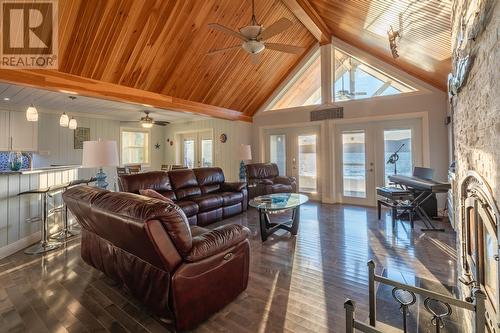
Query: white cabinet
0 111 38 152
9 111 38 151
0 111 9 150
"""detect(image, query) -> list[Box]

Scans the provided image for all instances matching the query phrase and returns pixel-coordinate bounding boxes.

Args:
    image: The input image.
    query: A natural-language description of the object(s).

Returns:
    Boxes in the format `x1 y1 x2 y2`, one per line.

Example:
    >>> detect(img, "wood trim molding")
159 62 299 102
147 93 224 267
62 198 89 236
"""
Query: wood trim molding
281 0 331 45
0 69 252 122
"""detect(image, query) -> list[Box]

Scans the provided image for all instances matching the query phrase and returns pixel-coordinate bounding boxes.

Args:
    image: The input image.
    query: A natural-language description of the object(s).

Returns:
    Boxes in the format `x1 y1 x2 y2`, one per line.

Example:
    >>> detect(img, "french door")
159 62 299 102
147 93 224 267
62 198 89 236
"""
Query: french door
335 118 422 206
180 130 213 168
265 126 321 200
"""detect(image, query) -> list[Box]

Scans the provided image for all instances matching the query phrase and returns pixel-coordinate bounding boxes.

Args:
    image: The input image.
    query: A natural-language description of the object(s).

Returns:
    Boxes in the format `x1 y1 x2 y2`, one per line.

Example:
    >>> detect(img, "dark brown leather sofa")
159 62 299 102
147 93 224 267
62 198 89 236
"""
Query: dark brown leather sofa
118 167 247 227
245 163 297 197
63 186 250 331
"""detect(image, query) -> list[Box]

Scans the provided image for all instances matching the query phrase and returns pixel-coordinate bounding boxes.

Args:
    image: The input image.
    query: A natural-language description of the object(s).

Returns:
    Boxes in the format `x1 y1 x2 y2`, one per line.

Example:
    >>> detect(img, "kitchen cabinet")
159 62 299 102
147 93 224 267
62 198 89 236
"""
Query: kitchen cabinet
0 110 38 152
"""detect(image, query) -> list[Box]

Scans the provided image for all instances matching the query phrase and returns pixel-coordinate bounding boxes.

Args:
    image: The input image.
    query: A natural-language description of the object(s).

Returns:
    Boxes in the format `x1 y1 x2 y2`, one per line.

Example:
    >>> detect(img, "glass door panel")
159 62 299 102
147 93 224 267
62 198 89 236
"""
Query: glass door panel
200 139 213 167
298 134 317 193
342 131 366 198
182 138 195 168
384 129 412 185
270 134 286 175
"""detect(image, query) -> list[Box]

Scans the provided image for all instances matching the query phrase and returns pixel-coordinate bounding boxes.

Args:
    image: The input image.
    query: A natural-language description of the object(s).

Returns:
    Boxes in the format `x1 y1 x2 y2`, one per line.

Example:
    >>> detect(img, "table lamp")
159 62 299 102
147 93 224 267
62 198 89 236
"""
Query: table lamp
82 140 119 189
238 144 252 181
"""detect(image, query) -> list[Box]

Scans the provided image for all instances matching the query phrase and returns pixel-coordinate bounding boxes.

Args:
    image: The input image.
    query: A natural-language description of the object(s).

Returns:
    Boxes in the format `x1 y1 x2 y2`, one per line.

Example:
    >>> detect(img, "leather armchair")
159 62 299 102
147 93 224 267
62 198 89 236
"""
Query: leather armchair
245 163 297 197
63 186 250 331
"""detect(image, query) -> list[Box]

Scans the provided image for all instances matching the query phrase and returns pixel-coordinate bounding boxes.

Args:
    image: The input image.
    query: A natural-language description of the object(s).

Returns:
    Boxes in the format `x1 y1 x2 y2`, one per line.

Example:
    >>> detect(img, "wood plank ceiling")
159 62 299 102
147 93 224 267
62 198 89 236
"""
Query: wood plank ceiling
307 0 452 90
58 0 316 117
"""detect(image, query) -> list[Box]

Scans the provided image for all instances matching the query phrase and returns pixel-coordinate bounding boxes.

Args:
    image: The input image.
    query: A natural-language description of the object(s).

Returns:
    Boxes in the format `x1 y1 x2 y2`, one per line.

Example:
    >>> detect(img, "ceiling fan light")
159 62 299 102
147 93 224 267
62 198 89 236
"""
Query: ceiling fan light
242 40 265 54
239 25 261 39
68 117 77 130
141 121 153 129
26 104 38 122
59 112 69 127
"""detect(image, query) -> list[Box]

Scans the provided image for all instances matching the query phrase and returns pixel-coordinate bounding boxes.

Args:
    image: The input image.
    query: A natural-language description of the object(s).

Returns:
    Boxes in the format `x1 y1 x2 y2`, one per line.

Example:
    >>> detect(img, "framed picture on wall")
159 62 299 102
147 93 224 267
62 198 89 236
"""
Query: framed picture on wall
74 127 90 149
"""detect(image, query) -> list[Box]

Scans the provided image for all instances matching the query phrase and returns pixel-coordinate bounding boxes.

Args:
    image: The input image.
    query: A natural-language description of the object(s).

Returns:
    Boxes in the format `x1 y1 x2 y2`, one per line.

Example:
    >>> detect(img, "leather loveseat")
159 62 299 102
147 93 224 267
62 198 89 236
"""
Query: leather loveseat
63 186 250 331
245 163 297 198
118 167 247 227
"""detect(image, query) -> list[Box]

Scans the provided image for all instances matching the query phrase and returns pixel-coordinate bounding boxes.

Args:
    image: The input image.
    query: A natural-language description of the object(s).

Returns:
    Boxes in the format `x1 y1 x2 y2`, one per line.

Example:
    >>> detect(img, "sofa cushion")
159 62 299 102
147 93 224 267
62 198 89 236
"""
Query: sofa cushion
118 171 172 193
194 167 225 194
246 163 279 179
139 189 175 204
219 192 243 206
271 184 293 193
169 169 199 189
176 200 199 217
191 194 223 212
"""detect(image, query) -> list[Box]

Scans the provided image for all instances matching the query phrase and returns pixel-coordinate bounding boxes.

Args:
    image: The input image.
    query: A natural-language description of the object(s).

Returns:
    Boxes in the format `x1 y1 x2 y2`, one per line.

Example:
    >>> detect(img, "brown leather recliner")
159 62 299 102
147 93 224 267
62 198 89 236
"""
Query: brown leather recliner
245 163 297 197
63 186 250 331
118 168 247 227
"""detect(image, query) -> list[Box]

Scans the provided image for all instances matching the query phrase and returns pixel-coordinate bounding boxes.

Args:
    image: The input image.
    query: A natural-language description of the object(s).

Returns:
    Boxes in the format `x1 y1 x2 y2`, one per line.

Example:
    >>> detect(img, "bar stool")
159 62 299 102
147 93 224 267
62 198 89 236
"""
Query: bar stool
19 186 62 254
51 177 96 241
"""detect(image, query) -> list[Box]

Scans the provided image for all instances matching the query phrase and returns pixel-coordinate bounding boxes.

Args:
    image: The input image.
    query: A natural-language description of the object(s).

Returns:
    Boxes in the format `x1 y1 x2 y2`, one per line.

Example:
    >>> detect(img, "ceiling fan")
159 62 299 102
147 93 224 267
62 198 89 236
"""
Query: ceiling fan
207 0 305 63
122 111 170 128
336 57 367 99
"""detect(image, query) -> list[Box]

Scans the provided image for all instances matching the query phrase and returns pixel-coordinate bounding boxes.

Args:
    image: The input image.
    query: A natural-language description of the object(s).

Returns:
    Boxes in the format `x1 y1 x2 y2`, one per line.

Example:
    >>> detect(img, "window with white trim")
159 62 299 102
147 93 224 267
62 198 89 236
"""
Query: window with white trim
121 128 150 165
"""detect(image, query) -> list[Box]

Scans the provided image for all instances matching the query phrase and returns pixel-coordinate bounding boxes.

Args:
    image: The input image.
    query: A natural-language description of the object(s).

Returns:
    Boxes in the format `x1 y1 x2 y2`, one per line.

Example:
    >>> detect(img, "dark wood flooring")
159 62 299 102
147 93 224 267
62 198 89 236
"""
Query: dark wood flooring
0 203 457 332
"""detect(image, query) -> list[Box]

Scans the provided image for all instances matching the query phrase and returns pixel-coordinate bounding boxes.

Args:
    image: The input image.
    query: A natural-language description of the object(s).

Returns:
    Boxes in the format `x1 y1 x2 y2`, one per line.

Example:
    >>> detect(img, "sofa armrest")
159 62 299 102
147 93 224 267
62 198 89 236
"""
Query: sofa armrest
220 182 247 192
185 224 250 262
274 176 296 185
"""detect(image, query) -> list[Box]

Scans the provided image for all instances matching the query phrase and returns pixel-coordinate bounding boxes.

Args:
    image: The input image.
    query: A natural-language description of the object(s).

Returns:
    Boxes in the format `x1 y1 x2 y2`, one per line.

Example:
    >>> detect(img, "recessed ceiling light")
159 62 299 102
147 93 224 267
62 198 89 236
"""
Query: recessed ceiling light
59 89 78 95
3 97 10 101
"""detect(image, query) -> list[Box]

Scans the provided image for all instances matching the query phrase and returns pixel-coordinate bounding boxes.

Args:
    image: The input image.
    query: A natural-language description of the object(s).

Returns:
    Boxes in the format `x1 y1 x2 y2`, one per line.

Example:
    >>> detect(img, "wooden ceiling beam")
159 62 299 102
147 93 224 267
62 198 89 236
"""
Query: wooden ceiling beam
0 69 252 122
281 0 331 45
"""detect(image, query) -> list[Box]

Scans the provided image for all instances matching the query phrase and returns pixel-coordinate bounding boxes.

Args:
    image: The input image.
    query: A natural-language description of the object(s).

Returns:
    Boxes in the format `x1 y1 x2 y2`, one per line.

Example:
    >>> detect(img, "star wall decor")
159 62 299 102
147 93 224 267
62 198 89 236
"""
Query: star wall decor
155 142 161 149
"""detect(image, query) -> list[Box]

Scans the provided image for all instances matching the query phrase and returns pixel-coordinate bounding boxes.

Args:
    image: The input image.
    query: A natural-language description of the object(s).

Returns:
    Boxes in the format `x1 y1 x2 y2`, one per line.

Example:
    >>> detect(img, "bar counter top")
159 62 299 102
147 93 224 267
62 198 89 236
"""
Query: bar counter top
0 165 80 175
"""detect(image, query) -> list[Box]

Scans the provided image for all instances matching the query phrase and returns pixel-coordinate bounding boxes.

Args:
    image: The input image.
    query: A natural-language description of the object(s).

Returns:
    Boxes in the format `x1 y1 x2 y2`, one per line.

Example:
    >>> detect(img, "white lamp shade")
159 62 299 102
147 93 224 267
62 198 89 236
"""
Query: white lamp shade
238 144 252 161
68 118 77 130
82 140 119 168
26 105 38 122
59 113 69 127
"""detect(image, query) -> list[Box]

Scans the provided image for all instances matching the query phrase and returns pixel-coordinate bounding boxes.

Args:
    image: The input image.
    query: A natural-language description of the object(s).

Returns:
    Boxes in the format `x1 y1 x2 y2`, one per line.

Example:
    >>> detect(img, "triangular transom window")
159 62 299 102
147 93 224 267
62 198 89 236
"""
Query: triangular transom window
334 48 415 101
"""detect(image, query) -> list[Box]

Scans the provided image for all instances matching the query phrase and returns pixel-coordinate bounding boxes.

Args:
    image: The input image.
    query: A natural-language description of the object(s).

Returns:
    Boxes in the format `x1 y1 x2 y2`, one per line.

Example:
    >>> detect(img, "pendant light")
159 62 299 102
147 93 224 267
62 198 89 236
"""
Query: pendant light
68 117 77 130
59 112 69 127
26 104 38 122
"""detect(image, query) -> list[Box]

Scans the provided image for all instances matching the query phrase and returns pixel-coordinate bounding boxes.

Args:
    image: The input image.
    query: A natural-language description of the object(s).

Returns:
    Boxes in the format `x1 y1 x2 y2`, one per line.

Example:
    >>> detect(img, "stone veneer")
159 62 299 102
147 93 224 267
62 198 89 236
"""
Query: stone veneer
451 0 499 330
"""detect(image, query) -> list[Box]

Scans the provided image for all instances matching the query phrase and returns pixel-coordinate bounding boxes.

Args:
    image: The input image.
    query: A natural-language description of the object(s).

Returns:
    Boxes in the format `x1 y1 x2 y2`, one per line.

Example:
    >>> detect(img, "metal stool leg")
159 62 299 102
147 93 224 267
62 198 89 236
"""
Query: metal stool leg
25 193 62 254
51 202 79 240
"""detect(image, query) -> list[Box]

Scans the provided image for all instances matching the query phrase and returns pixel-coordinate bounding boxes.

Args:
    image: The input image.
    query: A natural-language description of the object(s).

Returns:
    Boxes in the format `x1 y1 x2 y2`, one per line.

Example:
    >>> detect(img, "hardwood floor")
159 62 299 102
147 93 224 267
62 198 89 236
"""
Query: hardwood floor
0 203 456 332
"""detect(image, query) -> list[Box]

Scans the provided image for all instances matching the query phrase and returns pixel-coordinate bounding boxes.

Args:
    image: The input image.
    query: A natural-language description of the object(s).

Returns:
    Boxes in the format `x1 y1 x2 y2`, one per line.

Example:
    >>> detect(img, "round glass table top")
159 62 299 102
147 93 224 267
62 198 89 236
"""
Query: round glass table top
249 193 309 211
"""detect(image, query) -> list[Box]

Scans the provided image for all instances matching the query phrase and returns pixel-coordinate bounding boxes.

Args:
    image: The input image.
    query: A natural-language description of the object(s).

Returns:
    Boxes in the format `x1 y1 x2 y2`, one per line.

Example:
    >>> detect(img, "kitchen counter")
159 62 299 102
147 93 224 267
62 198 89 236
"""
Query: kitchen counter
0 165 81 175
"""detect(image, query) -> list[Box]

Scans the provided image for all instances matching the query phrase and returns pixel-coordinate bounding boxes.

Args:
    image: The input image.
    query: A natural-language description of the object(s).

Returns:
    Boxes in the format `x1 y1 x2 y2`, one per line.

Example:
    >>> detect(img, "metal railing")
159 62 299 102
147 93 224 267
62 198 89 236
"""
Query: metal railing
345 260 486 333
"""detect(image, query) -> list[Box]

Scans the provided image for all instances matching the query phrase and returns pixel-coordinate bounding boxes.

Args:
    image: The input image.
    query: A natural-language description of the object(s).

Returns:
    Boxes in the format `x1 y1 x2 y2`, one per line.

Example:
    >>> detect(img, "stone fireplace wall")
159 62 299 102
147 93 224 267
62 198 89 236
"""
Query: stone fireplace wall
451 0 499 330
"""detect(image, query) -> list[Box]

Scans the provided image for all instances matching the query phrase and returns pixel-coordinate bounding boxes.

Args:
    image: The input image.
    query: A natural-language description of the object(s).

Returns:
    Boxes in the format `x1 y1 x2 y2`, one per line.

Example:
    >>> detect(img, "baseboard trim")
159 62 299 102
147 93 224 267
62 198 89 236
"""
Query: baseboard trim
0 232 41 259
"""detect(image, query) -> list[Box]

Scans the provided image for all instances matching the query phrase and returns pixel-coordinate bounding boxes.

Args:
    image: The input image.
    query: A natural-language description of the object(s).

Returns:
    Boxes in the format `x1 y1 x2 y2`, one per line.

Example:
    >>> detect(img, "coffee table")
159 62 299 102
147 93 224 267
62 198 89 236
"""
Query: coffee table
249 193 309 241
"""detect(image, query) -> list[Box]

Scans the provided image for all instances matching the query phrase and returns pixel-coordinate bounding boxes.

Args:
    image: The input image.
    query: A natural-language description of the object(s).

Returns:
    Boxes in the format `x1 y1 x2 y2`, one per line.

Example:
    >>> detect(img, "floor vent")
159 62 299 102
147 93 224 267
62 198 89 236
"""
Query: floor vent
310 107 344 121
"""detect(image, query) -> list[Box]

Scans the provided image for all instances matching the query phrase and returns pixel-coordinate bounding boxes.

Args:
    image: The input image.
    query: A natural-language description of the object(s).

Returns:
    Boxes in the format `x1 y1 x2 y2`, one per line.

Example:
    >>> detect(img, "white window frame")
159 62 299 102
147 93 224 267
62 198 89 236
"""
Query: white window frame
120 127 151 167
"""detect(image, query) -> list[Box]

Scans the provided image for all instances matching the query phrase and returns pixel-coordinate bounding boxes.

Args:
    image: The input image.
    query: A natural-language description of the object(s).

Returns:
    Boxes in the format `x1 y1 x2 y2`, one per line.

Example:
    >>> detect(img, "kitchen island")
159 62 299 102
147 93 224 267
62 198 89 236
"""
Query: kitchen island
0 165 80 258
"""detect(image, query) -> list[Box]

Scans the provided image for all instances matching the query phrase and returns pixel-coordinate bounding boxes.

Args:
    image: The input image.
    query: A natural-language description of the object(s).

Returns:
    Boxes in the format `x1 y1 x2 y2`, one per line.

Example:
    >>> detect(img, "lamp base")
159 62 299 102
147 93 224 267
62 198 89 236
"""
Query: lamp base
95 168 108 189
239 160 246 182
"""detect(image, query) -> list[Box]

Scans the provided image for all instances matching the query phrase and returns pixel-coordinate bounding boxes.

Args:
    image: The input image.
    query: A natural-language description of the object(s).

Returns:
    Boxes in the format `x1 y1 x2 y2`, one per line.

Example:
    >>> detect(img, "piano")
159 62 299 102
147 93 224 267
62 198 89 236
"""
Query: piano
381 174 451 232
388 175 451 193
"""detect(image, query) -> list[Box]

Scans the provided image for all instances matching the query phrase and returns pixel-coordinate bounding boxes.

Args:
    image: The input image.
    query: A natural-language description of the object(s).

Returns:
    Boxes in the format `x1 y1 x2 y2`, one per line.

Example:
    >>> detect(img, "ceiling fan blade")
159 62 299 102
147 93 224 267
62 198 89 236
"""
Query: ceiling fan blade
208 23 248 41
259 18 292 40
265 43 304 54
250 53 260 65
207 45 241 55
